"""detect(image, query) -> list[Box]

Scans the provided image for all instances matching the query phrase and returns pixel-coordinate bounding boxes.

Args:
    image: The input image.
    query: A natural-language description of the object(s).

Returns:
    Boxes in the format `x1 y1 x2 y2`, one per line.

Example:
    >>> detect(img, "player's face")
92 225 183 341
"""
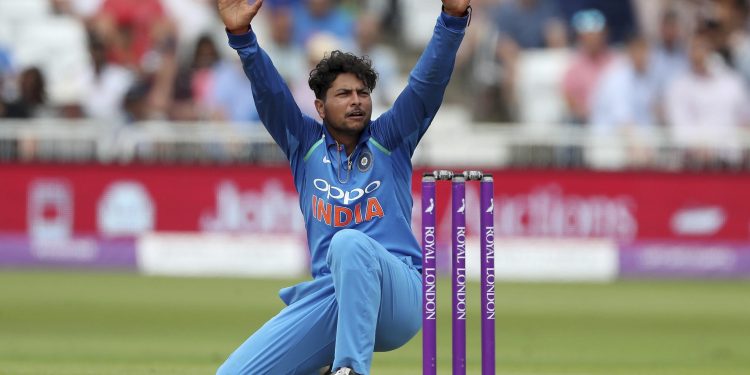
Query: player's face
316 73 372 138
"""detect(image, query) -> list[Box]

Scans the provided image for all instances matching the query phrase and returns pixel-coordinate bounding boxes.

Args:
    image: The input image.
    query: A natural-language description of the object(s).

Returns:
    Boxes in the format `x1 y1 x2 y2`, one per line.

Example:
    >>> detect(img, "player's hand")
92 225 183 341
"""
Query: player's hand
217 0 263 35
441 0 470 17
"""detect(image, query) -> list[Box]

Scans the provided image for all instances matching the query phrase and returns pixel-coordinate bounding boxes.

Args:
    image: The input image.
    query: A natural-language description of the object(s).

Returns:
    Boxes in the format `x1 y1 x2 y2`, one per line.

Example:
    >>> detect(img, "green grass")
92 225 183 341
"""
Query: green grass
0 271 748 374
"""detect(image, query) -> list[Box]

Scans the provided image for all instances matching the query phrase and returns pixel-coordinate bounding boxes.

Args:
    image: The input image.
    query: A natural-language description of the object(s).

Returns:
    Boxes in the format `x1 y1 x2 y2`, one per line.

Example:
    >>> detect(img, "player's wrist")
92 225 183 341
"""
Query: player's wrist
227 25 251 35
441 5 469 18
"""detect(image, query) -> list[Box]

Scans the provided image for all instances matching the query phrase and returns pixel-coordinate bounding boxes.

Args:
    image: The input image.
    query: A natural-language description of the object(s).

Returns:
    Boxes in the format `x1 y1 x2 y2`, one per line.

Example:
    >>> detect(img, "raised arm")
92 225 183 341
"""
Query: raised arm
218 0 317 159
370 1 470 154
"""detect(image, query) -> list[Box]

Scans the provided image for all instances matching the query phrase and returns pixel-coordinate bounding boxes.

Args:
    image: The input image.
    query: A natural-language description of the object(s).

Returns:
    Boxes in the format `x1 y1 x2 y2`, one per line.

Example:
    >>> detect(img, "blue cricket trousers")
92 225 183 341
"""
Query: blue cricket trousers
217 229 423 375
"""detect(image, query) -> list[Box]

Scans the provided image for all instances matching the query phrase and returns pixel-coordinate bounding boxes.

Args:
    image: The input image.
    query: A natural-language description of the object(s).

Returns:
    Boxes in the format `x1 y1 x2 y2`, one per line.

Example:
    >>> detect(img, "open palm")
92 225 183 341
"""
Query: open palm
217 0 263 33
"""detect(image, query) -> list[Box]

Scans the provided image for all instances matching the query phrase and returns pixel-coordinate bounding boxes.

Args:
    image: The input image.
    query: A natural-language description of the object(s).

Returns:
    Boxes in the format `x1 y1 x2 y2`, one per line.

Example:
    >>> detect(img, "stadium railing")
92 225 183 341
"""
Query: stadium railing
1 118 748 171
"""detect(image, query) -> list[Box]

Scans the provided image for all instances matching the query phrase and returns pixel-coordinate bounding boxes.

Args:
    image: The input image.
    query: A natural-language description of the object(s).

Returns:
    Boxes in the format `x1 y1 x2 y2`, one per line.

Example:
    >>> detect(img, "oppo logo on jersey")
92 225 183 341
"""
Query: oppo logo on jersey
311 179 384 227
313 179 381 205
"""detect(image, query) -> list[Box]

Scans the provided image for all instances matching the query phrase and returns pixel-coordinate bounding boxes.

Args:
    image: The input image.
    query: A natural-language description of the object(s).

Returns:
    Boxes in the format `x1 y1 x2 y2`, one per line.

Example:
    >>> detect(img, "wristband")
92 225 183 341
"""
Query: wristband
441 5 472 26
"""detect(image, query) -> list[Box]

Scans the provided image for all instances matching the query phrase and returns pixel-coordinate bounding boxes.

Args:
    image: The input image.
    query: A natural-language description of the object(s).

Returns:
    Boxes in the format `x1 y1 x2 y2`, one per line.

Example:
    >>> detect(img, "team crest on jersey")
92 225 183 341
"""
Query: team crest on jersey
358 149 373 172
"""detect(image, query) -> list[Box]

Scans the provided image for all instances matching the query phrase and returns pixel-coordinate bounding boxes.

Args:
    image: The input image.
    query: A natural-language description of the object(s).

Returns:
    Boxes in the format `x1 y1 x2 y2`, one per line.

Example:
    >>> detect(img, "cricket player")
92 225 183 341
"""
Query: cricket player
216 0 470 374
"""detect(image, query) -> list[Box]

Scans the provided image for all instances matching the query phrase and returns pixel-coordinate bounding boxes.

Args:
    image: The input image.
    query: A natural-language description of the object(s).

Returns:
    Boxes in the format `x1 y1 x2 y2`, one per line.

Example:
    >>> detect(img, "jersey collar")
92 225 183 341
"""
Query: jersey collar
322 122 372 150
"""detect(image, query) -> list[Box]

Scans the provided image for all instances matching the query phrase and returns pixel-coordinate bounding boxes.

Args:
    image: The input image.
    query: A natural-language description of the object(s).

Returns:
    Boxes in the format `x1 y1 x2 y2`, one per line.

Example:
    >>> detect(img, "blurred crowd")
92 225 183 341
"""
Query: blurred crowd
457 0 750 167
0 0 749 166
0 0 403 128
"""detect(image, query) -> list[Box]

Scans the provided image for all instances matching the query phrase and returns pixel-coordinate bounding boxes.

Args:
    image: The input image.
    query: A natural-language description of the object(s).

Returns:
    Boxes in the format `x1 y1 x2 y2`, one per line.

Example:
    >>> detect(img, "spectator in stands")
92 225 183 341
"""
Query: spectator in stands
556 0 638 45
160 0 218 53
702 19 733 68
562 9 614 124
697 0 750 70
188 34 262 125
122 79 152 123
261 4 307 85
453 0 508 122
168 34 218 122
0 49 10 151
651 10 688 91
633 0 695 42
3 67 52 118
92 0 175 71
494 0 566 49
1 67 52 159
208 61 261 125
0 46 10 74
116 34 180 122
665 28 750 167
189 34 222 110
455 0 501 70
353 12 399 113
0 45 12 114
292 0 355 48
649 9 688 125
169 69 200 121
118 36 178 126
591 34 659 130
491 0 567 120
590 33 661 166
167 34 216 122
723 0 750 86
79 34 134 121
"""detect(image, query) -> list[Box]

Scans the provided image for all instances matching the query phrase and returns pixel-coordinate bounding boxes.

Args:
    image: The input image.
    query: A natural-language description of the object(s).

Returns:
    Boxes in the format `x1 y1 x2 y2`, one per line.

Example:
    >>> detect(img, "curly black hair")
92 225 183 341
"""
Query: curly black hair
308 50 378 100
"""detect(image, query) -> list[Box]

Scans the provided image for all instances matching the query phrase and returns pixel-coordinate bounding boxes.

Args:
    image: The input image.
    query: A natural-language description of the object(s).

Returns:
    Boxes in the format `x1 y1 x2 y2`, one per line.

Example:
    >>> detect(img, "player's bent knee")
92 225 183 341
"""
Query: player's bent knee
330 229 367 248
327 229 374 264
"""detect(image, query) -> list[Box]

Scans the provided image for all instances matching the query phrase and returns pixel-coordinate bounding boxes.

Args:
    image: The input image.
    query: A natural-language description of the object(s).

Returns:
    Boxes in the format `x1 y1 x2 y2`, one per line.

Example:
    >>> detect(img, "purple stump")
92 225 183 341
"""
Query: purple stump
480 175 496 375
452 174 467 375
422 173 437 375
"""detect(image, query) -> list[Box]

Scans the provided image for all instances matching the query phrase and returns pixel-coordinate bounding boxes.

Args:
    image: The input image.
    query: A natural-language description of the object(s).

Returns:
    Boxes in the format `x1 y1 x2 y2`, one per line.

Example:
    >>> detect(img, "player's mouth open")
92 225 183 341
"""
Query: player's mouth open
347 110 365 119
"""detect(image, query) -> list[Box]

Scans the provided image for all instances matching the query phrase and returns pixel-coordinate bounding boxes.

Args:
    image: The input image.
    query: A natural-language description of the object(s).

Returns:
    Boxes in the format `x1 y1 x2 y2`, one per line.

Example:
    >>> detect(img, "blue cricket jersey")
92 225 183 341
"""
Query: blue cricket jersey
228 13 467 281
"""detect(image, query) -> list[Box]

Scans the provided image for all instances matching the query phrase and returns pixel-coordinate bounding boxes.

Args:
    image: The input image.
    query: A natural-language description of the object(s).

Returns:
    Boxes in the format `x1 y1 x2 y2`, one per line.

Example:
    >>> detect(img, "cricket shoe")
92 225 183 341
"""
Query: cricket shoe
330 367 359 375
